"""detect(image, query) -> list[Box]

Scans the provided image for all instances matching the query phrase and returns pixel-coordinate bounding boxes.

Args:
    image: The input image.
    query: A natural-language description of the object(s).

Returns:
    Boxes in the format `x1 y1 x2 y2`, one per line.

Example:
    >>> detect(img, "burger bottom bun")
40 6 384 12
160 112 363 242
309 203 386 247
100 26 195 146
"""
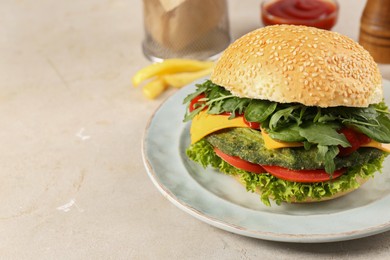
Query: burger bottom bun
234 175 369 204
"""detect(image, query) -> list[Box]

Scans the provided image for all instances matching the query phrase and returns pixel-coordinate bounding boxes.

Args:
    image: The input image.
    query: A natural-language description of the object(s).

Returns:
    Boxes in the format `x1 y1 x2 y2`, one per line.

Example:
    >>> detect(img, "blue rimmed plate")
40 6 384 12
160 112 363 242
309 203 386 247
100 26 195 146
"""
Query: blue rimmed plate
142 79 390 243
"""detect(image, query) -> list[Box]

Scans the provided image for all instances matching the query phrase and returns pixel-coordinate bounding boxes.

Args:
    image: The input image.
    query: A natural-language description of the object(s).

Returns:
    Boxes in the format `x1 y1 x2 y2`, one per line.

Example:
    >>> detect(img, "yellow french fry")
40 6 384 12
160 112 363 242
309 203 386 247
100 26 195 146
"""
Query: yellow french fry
162 67 213 88
142 78 168 99
132 59 214 87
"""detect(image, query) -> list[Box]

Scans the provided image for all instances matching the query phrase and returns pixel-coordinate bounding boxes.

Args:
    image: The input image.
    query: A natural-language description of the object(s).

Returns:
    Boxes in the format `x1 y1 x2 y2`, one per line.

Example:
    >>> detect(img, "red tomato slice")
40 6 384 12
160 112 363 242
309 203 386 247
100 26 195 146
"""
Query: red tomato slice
219 113 261 129
243 117 261 129
338 128 371 156
189 94 206 112
214 147 265 174
262 165 345 183
214 147 345 183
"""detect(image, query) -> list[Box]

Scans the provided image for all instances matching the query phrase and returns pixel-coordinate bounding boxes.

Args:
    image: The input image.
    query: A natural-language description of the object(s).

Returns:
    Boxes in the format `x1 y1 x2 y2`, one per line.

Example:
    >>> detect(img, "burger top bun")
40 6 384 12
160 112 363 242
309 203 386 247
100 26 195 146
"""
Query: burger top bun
211 25 383 107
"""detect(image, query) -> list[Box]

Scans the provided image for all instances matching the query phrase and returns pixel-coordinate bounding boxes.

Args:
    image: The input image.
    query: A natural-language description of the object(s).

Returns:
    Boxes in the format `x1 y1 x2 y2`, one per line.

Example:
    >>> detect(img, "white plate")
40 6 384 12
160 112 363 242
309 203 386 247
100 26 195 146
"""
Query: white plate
142 79 390 243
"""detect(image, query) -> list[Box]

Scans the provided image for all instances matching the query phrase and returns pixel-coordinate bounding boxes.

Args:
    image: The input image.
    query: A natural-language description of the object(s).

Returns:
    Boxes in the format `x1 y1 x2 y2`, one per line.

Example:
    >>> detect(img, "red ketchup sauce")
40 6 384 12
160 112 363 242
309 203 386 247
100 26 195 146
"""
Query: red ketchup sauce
261 0 339 30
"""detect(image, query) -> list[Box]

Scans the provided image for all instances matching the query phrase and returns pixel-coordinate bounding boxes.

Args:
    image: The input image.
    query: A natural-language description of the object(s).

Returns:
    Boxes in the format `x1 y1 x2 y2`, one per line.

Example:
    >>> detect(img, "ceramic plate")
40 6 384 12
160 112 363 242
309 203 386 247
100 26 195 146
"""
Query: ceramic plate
142 79 390 243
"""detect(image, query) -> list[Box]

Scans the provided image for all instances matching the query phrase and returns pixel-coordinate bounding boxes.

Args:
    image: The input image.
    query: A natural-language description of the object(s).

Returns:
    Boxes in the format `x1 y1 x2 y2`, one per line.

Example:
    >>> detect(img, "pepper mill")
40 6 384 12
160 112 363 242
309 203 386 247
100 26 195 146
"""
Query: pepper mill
359 0 390 63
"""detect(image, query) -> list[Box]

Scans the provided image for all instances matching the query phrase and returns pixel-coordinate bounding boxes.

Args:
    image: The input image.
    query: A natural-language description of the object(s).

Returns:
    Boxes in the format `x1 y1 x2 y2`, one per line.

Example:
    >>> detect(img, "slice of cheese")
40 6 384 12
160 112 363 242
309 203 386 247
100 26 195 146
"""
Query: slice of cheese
260 130 303 149
190 112 390 153
190 111 248 144
361 140 390 153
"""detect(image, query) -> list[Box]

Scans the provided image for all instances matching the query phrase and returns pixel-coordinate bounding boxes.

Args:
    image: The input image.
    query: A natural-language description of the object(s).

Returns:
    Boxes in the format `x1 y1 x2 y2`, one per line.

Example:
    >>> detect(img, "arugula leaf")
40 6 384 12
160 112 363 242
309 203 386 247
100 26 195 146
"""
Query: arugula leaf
207 84 228 99
183 83 208 105
350 114 390 143
183 105 206 122
317 145 329 167
222 98 250 117
296 106 307 126
325 146 340 174
207 99 224 114
269 105 300 130
299 123 350 147
346 106 378 121
317 145 339 174
206 94 235 113
313 107 322 122
303 141 313 150
244 100 277 123
374 102 390 114
268 124 306 142
317 114 338 123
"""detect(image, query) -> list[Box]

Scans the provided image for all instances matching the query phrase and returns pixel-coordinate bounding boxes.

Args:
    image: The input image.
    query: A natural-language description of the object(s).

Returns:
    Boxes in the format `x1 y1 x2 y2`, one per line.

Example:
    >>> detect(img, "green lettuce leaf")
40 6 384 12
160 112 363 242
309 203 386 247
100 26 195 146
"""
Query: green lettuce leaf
186 139 387 206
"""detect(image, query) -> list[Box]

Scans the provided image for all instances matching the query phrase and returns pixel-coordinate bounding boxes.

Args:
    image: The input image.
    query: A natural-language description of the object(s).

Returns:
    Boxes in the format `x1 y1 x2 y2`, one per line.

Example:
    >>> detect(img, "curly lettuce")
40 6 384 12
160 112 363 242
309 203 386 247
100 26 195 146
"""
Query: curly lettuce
186 139 387 206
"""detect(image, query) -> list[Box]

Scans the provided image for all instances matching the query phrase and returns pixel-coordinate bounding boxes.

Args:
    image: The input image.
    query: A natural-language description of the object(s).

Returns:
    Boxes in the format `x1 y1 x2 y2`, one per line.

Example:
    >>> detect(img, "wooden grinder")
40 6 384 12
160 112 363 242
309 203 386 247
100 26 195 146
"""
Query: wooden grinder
359 0 390 63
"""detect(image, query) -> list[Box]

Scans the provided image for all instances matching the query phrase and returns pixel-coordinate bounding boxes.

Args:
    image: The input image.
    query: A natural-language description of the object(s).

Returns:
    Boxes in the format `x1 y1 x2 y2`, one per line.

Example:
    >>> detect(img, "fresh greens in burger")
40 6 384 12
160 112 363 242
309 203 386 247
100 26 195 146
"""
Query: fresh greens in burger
184 81 390 142
186 139 386 206
184 80 390 174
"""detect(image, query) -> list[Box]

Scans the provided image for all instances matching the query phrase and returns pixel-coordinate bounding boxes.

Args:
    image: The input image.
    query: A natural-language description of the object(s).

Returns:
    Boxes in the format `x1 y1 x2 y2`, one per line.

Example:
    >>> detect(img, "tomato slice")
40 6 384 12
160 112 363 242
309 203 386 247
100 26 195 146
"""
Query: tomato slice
338 128 371 156
243 117 261 129
214 147 345 182
262 165 345 183
214 147 265 174
189 94 206 112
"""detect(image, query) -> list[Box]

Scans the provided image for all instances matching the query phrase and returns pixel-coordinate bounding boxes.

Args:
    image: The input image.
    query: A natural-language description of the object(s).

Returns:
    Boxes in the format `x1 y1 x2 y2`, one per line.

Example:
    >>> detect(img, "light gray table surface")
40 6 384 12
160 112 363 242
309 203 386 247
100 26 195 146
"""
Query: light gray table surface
1 0 389 259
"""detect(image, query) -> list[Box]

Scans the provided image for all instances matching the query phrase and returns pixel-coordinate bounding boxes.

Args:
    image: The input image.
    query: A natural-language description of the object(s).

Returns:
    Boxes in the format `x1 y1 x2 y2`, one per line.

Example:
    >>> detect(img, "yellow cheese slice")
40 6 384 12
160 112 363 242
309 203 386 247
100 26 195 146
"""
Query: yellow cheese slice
190 112 390 153
190 111 248 144
361 140 390 153
260 130 303 149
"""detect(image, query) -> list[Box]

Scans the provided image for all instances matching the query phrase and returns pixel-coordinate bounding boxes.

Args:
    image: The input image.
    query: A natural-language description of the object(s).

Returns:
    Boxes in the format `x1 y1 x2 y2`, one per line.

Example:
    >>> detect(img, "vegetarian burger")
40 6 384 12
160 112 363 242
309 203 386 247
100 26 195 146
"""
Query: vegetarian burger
183 25 390 206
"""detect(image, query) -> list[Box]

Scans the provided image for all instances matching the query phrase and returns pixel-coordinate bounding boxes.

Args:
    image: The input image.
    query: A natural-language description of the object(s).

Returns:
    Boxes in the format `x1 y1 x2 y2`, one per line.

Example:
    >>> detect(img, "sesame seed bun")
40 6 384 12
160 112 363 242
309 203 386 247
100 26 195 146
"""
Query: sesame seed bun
211 25 383 107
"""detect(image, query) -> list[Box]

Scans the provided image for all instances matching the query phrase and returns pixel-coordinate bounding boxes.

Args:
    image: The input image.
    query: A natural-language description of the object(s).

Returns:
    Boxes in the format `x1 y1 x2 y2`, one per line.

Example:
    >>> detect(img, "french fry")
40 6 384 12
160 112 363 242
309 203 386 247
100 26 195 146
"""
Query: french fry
132 59 214 87
162 67 213 88
142 78 168 99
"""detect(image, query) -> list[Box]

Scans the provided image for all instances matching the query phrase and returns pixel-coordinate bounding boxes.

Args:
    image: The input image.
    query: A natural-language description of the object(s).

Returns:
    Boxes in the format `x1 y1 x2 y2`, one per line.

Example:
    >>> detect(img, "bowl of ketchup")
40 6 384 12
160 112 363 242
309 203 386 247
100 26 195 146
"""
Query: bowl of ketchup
261 0 339 30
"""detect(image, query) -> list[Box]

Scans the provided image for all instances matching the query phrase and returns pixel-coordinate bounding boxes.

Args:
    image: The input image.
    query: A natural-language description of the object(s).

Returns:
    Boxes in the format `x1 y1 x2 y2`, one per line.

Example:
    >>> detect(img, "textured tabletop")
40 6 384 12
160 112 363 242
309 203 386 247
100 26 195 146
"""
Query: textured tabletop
1 0 390 259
